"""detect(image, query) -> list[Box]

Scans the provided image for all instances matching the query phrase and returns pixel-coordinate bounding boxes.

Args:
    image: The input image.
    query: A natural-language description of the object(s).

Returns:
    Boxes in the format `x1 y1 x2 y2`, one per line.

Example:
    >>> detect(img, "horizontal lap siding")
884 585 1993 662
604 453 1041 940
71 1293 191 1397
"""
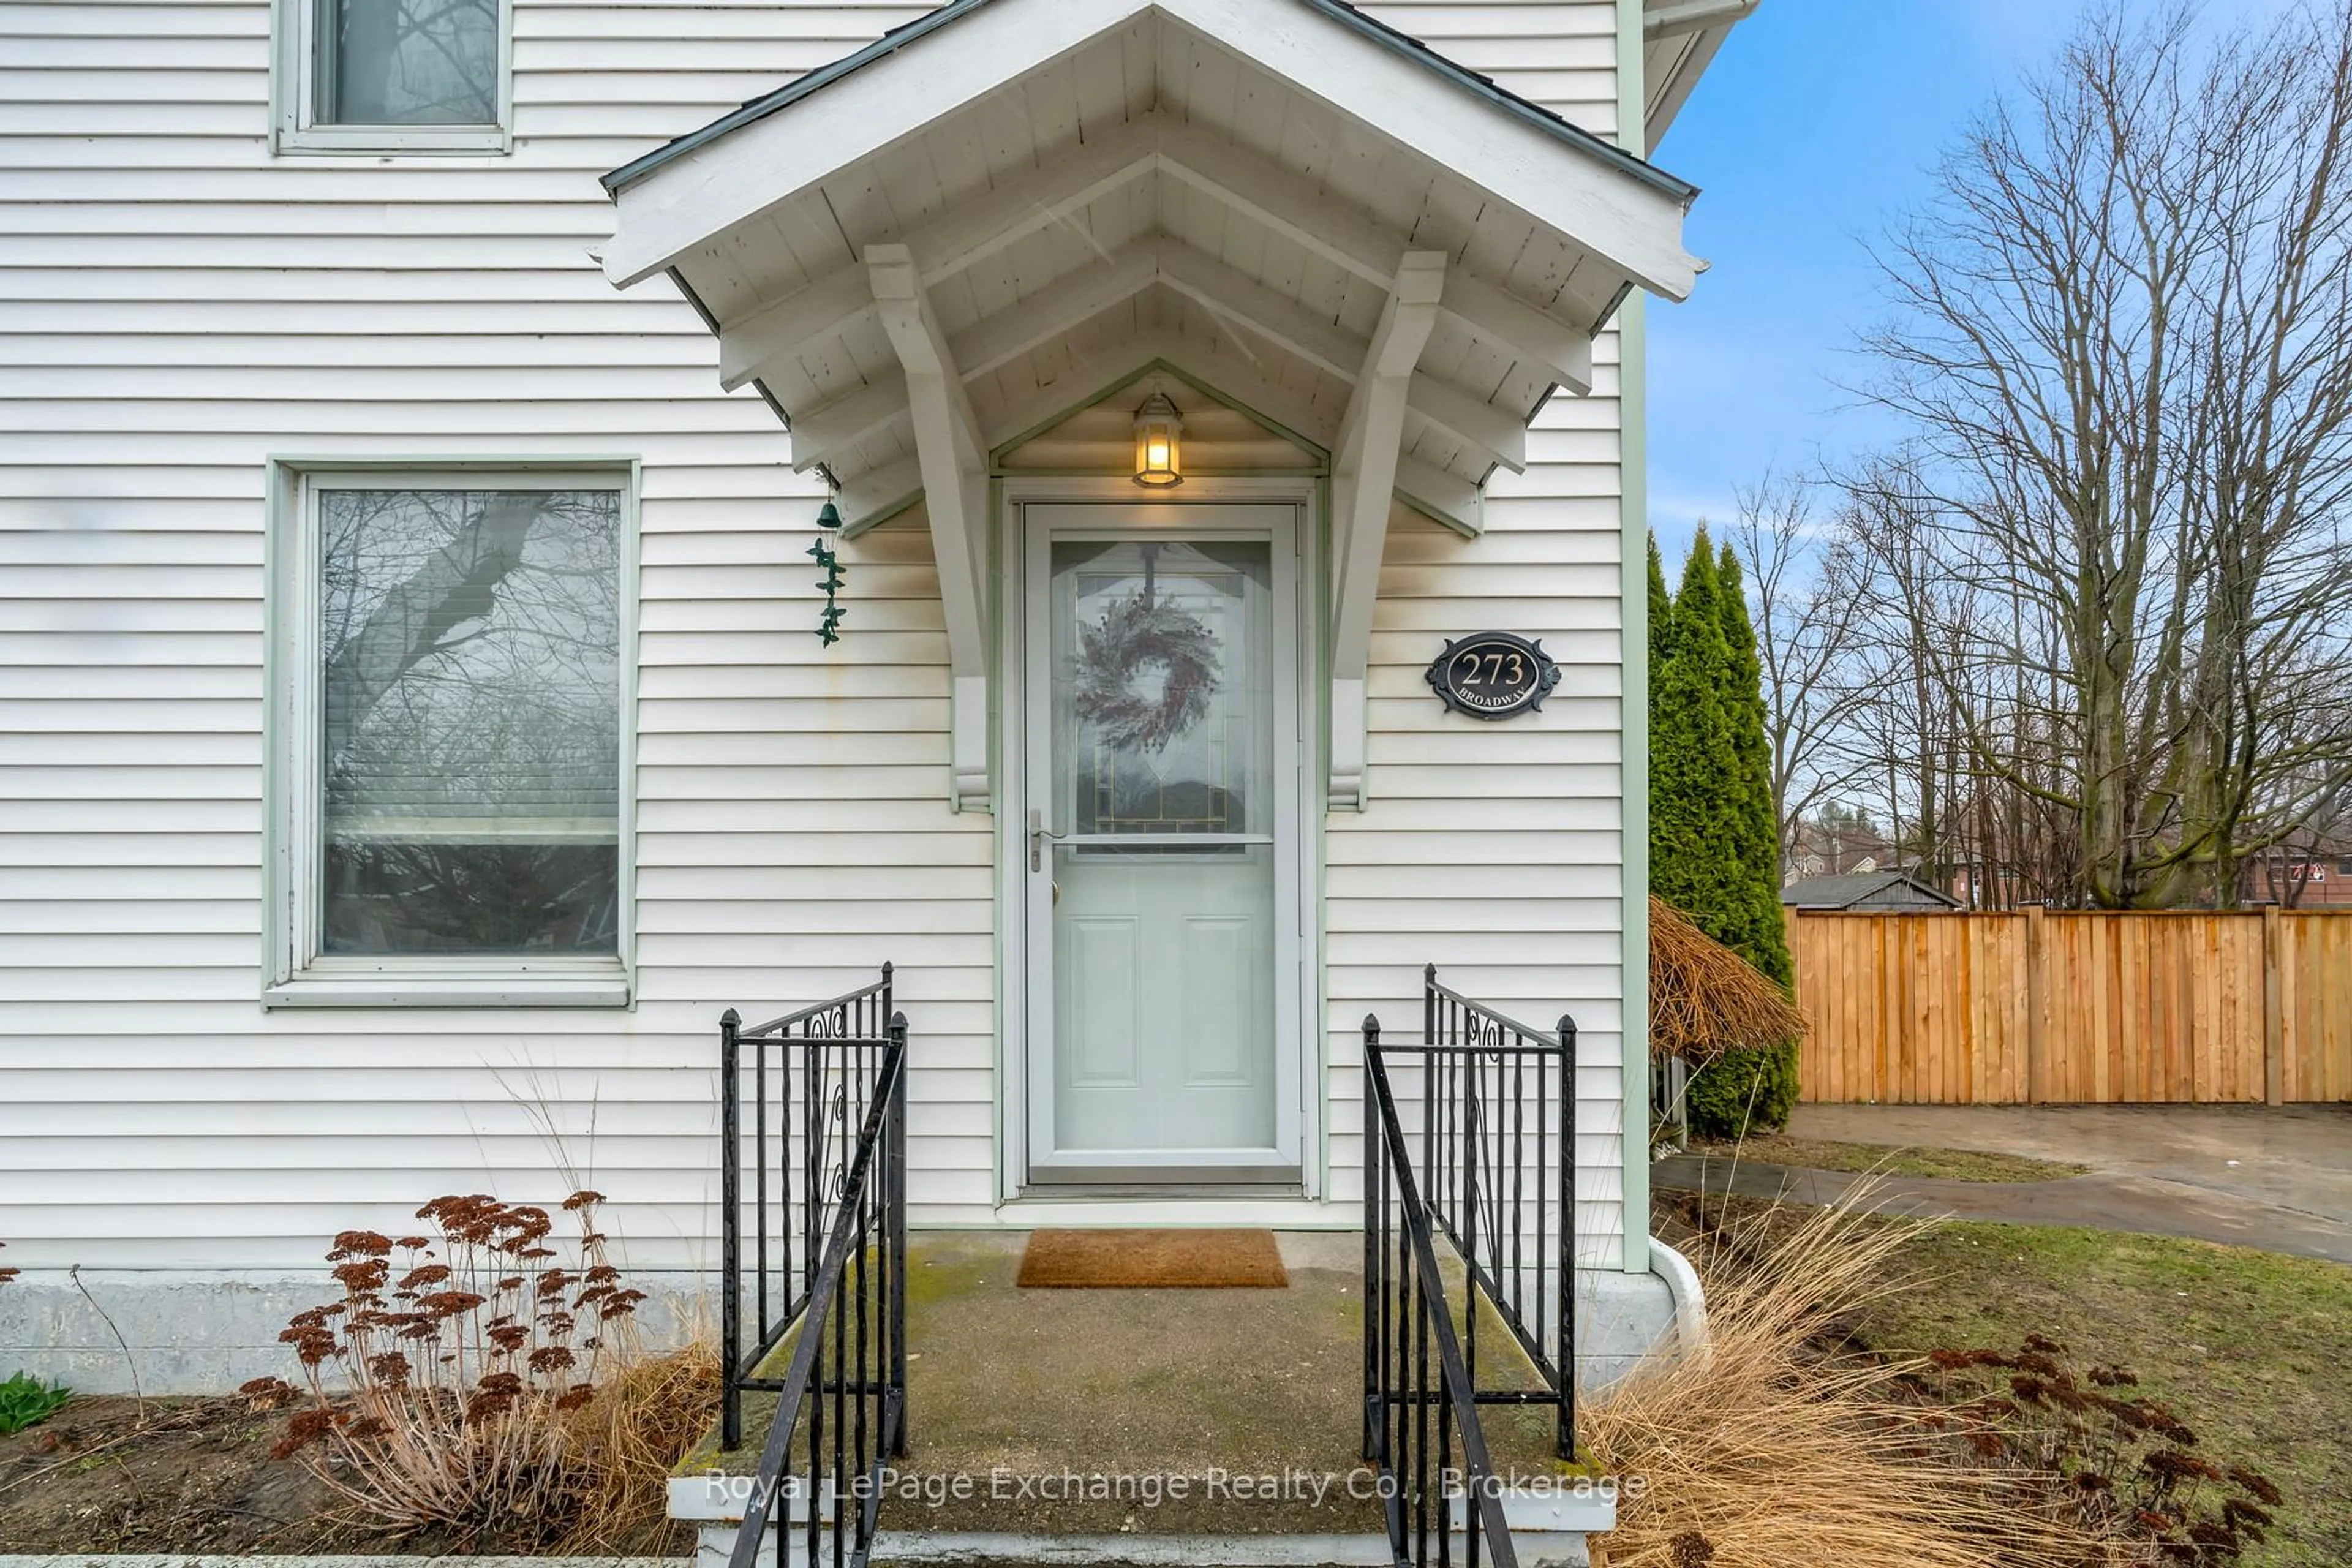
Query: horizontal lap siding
1328 328 1630 1267
1357 3 1619 137
0 0 991 1277
1338 0 1627 1267
0 0 1633 1276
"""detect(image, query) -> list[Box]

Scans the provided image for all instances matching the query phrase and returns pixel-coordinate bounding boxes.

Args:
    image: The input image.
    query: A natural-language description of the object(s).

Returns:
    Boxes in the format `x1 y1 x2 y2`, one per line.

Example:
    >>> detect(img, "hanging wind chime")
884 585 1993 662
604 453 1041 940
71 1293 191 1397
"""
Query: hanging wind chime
809 492 846 646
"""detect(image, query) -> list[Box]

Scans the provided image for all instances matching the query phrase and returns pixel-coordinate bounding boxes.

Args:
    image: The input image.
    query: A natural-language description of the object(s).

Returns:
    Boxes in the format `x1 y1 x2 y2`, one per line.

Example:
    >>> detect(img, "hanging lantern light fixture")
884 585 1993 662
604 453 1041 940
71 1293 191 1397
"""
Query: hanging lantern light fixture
1132 390 1184 488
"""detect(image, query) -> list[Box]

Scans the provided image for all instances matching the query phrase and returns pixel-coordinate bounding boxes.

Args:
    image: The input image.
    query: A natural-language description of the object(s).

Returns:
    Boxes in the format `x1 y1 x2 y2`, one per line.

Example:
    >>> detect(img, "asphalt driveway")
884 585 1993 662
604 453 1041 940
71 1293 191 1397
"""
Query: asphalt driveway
1655 1102 2352 1264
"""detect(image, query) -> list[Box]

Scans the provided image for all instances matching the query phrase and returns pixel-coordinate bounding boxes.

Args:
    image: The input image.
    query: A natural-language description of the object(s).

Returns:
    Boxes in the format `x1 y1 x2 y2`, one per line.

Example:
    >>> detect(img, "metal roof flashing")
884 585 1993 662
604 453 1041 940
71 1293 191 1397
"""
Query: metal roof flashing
601 0 992 194
600 0 1698 208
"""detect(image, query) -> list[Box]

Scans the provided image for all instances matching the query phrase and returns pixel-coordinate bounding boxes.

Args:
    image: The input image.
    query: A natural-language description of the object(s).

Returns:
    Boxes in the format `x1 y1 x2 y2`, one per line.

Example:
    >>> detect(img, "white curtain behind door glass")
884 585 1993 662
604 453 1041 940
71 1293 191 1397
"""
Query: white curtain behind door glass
318 487 619 955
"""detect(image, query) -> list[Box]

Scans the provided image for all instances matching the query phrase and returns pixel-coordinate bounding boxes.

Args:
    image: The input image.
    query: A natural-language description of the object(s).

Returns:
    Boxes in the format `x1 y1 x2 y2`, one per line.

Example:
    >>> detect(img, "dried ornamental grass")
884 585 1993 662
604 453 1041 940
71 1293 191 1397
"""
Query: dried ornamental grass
1583 1191 2093 1568
1649 897 1807 1065
559 1333 720 1552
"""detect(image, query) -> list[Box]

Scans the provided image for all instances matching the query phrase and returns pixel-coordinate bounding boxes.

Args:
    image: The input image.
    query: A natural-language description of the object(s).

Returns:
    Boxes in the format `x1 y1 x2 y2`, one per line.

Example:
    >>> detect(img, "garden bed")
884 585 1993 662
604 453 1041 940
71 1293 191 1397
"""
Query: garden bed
0 1192 713 1557
1860 1217 2351 1568
1656 1188 2351 1568
0 1391 693 1556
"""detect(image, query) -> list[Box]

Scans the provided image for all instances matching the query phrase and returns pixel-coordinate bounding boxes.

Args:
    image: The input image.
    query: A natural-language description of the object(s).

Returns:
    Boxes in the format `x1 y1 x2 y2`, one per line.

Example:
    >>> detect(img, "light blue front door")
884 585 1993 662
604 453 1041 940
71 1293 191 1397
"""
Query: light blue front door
1023 505 1302 1184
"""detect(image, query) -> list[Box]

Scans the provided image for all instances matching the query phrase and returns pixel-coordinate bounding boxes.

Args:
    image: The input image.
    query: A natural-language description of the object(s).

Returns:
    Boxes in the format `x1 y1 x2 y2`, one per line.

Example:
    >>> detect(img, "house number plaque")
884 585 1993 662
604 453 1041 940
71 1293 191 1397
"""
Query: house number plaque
1425 633 1561 720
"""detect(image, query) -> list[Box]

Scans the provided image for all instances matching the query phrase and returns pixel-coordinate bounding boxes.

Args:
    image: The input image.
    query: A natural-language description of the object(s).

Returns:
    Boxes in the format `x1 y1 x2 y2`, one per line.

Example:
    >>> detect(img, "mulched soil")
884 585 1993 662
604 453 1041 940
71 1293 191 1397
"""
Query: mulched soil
0 1394 692 1556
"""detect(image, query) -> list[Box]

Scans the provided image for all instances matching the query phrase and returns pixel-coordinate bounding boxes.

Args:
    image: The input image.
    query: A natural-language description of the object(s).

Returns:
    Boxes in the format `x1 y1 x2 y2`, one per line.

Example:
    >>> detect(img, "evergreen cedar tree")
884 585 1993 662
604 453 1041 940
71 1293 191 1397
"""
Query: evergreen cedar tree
1649 528 1800 1137
1647 533 1674 717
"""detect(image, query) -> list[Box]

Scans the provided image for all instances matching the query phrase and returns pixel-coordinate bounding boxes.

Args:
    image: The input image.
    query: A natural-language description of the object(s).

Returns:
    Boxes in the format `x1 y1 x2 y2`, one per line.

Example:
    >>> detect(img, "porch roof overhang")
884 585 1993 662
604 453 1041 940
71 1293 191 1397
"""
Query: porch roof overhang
598 0 1703 813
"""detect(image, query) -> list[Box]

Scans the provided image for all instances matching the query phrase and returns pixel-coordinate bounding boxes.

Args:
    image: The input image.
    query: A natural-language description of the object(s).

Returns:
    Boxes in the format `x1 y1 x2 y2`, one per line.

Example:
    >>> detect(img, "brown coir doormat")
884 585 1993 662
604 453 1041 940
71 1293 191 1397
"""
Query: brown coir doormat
1016 1227 1289 1288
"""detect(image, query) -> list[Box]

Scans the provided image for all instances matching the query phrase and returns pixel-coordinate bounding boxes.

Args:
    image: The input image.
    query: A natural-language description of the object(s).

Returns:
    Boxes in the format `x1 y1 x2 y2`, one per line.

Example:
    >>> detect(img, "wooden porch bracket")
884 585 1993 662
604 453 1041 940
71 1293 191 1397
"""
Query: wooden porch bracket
868 243 992 813
1329 251 1446 812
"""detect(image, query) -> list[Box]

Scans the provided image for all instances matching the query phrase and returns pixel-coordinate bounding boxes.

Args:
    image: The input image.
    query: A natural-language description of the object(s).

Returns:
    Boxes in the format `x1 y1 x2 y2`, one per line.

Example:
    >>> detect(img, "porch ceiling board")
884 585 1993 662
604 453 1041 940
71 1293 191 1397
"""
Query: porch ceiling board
958 297 1352 473
599 0 1703 810
788 374 909 476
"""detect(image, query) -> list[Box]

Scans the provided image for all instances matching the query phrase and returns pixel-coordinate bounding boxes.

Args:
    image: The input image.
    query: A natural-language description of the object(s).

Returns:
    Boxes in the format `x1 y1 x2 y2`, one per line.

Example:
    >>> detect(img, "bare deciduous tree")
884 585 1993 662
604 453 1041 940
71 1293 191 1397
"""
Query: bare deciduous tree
1836 0 2352 908
1724 472 1869 866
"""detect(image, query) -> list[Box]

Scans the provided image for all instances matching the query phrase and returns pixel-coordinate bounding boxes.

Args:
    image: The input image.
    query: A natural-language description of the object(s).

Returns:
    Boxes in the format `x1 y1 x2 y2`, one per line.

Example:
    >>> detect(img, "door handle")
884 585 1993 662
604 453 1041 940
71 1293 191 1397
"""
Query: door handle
1028 808 1066 872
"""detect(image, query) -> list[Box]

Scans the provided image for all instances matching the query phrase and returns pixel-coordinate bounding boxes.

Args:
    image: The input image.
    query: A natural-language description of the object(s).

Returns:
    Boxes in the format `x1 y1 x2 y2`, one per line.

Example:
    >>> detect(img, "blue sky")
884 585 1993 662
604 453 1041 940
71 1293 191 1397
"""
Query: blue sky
1641 0 2171 560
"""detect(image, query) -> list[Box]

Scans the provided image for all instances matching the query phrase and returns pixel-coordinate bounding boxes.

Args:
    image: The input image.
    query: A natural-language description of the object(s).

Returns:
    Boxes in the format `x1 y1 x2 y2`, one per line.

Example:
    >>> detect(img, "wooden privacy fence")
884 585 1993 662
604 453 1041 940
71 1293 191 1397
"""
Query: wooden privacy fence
1790 908 2352 1105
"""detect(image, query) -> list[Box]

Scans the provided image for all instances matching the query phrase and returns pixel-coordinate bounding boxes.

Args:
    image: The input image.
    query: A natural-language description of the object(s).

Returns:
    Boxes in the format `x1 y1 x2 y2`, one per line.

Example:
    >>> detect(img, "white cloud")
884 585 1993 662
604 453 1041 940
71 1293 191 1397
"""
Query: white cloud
1646 489 1740 560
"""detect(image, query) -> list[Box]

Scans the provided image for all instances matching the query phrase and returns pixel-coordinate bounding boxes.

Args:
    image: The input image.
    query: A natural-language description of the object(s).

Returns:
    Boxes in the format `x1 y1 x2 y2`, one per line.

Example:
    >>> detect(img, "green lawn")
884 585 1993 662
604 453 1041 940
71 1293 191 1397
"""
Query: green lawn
1858 1221 2351 1568
1688 1133 2088 1182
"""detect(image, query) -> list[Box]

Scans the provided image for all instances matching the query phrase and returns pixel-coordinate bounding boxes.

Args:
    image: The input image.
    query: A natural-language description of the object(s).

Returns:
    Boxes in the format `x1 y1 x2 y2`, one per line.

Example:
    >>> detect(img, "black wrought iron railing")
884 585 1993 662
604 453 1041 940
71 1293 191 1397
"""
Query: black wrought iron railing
1418 968 1580 1458
718 966 908 1568
1363 1014 1518 1568
1362 968 1580 1567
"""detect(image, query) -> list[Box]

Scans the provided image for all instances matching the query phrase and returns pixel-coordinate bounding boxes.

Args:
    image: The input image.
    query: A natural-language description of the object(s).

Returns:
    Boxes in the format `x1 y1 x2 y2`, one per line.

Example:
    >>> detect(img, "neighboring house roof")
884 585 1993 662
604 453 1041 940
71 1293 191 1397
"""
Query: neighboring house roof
1780 871 1963 911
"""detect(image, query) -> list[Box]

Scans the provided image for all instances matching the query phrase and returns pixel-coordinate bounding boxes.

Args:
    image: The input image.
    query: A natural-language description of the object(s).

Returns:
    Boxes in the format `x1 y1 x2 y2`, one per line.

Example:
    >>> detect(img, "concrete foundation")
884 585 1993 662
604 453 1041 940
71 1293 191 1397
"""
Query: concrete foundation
0 1269 701 1393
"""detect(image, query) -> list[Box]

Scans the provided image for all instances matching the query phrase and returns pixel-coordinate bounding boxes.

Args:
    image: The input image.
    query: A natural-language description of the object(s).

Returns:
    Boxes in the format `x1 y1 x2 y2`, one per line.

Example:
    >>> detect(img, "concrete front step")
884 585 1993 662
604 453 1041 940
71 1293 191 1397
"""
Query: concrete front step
681 1234 1596 1518
673 1471 1615 1535
680 1231 1618 1566
699 1525 1593 1568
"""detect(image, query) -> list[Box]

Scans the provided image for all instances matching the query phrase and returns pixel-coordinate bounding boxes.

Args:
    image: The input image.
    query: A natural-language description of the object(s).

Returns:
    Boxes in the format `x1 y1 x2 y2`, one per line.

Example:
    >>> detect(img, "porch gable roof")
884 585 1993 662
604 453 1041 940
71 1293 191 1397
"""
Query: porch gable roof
595 0 1704 500
595 0 1708 812
601 0 1696 213
601 0 1699 303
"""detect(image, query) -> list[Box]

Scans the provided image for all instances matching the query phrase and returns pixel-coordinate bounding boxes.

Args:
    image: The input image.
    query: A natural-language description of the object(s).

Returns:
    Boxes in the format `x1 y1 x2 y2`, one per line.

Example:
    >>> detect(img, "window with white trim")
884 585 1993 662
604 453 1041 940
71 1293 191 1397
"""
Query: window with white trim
274 0 511 154
270 466 631 1007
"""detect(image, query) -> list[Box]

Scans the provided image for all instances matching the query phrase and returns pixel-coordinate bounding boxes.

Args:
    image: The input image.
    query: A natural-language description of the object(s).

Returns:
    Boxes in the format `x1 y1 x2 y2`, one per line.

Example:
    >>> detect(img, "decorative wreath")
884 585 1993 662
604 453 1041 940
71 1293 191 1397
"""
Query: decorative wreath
1072 593 1223 753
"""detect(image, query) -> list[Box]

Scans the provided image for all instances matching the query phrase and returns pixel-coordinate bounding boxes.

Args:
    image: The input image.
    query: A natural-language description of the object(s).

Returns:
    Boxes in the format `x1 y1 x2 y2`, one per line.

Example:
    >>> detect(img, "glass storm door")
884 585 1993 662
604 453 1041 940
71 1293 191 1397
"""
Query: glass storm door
1023 507 1302 1185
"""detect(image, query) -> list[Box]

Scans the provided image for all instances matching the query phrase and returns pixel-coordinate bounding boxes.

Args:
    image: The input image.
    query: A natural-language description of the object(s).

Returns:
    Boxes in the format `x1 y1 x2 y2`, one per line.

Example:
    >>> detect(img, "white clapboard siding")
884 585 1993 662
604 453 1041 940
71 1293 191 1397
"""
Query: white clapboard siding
1355 4 1620 135
0 0 999 1276
0 0 1632 1280
1324 302 1630 1265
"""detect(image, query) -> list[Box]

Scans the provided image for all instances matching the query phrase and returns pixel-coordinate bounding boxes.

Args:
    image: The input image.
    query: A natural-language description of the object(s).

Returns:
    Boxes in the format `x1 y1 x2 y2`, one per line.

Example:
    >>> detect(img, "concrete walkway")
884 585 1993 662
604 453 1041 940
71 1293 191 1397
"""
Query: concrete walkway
1655 1102 2352 1265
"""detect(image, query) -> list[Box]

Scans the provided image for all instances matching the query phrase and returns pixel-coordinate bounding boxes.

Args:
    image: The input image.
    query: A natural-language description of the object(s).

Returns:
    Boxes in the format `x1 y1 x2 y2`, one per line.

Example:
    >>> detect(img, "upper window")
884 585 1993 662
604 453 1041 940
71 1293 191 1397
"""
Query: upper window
275 0 511 154
270 467 633 1007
